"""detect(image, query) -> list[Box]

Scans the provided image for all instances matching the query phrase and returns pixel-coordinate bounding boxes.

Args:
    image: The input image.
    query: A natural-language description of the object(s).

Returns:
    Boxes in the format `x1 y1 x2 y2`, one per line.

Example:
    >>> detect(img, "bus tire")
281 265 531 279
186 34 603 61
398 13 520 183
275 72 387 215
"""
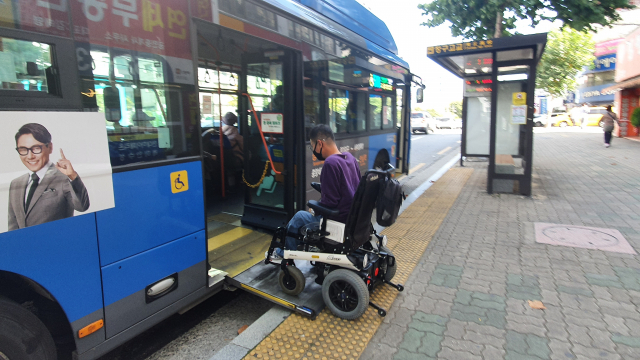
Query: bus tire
0 298 57 360
279 267 305 296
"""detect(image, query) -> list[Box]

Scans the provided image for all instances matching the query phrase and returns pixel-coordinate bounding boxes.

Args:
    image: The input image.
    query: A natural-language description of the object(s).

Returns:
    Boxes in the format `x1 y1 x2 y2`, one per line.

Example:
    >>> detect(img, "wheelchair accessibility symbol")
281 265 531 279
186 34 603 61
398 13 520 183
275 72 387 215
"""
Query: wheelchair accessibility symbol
170 171 189 193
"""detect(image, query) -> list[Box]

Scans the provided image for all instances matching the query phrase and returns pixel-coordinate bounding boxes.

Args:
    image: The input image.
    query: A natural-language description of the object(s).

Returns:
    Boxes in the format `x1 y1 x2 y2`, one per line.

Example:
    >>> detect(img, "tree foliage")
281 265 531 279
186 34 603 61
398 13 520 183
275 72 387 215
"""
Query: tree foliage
448 100 462 118
427 109 442 117
418 0 634 40
631 107 640 129
536 27 594 98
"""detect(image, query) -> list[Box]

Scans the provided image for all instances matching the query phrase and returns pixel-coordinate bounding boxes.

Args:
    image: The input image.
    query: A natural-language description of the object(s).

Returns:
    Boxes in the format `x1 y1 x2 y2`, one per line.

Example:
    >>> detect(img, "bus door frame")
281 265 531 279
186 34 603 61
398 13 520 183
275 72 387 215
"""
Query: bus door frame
239 49 304 229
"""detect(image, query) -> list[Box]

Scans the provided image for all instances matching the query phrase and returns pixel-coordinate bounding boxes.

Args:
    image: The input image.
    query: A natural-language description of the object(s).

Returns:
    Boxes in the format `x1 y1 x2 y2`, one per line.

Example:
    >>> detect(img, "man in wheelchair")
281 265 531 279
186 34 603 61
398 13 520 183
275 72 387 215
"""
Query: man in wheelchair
266 124 361 261
264 125 404 320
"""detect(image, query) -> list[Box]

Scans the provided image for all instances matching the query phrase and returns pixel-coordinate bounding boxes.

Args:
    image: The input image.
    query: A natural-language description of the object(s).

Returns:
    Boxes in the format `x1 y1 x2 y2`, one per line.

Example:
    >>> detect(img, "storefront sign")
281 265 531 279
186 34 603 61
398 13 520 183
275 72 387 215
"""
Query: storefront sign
595 39 623 57
593 54 616 72
575 83 617 103
261 113 283 133
616 27 640 82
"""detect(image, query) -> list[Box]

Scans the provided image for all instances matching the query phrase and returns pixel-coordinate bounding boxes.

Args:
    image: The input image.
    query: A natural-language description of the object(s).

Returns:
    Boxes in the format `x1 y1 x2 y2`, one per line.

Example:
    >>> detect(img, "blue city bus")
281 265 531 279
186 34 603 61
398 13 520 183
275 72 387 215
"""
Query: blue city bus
0 0 414 358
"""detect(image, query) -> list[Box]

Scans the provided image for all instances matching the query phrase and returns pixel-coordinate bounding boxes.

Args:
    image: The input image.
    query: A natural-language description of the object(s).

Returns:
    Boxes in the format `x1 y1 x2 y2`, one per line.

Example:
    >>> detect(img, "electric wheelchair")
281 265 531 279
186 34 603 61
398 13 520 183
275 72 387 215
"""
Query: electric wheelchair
265 164 404 320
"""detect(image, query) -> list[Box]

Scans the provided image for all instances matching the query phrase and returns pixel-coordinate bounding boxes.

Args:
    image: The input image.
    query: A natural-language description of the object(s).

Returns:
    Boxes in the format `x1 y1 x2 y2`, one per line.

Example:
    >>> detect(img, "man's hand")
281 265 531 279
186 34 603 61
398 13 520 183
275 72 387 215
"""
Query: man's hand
56 149 78 181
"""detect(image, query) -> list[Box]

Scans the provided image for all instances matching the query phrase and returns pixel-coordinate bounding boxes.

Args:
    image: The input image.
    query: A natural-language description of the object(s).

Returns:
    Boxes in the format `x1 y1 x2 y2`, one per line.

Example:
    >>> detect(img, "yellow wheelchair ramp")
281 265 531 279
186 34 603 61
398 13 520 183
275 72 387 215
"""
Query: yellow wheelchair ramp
225 260 325 318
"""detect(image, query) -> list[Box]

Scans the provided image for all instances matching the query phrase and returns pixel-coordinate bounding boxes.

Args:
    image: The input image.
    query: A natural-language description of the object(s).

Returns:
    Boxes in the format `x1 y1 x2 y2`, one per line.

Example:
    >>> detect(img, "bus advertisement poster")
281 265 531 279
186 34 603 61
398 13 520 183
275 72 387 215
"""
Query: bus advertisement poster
0 112 115 234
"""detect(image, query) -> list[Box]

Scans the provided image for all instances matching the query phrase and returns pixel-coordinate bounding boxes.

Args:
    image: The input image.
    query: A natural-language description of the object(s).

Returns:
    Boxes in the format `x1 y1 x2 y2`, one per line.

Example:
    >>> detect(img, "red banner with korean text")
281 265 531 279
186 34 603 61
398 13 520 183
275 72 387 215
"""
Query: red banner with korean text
71 0 191 60
17 0 71 37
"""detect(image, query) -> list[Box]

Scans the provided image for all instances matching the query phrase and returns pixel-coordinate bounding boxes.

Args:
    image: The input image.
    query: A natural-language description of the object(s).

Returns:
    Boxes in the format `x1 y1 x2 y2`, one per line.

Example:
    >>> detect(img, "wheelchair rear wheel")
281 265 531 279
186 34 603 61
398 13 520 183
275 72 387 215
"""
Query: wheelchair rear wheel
322 269 369 320
278 266 305 296
380 245 397 281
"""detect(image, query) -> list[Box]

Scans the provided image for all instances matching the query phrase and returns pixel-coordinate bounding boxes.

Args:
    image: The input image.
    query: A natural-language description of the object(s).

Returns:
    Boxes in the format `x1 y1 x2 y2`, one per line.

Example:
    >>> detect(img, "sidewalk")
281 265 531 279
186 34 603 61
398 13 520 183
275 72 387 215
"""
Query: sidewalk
361 132 640 360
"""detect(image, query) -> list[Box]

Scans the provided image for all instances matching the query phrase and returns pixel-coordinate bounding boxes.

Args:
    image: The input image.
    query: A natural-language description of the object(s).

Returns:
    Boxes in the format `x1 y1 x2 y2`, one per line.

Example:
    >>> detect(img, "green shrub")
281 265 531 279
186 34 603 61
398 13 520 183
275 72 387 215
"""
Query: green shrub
632 107 640 129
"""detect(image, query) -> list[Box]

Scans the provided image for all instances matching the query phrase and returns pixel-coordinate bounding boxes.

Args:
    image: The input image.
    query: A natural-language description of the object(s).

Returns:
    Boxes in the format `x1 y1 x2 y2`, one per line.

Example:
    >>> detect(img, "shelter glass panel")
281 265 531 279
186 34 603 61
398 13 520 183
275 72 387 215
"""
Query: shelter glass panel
494 65 529 181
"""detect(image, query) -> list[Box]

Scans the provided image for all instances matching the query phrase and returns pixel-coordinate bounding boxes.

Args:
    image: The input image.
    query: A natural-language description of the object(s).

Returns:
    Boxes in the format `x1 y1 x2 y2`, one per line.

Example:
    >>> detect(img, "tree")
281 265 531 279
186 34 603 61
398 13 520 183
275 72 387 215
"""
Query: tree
418 0 634 40
631 107 640 131
426 109 442 118
448 100 462 118
536 28 594 98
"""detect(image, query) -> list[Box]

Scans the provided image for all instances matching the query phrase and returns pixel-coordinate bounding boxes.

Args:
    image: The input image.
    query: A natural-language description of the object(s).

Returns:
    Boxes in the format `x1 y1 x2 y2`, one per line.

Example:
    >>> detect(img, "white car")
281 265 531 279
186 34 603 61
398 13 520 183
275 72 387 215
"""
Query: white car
411 112 433 133
435 117 462 129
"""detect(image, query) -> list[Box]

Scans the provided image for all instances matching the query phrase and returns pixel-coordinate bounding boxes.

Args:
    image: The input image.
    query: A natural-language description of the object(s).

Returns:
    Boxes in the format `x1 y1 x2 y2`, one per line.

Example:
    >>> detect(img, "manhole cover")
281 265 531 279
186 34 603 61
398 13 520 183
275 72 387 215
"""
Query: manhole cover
534 223 636 254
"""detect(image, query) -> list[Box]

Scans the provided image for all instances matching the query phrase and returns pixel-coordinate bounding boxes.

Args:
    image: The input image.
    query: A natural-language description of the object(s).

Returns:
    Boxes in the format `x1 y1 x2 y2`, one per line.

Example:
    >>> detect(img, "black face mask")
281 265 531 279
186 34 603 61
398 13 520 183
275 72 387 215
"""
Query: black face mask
312 141 325 161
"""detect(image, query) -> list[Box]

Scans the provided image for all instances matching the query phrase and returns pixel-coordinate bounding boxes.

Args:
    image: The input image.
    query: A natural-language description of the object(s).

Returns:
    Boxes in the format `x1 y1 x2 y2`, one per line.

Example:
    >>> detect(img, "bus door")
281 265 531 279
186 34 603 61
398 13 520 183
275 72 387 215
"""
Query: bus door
240 51 298 230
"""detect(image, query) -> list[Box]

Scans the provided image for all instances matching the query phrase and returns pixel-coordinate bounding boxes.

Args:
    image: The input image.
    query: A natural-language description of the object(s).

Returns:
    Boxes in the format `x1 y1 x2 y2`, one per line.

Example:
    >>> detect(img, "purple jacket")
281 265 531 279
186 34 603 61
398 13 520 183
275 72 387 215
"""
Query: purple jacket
320 152 361 222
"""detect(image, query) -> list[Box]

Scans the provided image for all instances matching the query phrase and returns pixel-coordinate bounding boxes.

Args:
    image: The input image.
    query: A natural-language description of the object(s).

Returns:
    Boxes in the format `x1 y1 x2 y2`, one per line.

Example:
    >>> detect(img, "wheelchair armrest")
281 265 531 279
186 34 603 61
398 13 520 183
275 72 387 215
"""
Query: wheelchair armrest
311 182 321 193
307 200 339 218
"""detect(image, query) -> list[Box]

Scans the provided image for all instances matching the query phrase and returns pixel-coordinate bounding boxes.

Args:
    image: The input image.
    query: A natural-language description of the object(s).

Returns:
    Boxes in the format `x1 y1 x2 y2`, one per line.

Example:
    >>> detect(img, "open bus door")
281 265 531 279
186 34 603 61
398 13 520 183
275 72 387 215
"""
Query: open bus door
204 47 323 317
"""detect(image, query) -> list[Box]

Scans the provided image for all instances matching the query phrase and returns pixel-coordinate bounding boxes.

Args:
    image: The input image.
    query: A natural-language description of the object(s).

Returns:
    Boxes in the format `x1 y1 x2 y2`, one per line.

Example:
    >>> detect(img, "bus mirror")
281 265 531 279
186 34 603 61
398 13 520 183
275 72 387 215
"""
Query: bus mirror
103 86 122 122
416 88 424 103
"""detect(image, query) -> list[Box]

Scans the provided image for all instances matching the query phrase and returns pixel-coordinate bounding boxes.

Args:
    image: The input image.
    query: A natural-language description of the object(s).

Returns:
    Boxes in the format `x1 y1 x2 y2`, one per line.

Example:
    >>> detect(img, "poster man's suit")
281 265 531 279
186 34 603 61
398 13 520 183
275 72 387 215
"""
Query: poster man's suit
8 164 90 230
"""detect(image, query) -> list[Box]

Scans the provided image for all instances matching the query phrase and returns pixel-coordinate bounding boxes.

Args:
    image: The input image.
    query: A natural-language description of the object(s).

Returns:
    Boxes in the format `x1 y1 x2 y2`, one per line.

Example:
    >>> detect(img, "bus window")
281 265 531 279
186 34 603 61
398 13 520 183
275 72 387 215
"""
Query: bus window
348 91 366 132
328 88 348 133
85 51 197 167
382 96 394 129
369 94 382 130
0 37 55 94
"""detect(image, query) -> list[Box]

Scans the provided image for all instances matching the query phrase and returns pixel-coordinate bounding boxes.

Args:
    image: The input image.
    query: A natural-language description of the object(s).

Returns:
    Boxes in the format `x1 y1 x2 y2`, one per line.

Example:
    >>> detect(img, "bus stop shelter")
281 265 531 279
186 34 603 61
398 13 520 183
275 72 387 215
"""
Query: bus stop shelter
427 34 547 196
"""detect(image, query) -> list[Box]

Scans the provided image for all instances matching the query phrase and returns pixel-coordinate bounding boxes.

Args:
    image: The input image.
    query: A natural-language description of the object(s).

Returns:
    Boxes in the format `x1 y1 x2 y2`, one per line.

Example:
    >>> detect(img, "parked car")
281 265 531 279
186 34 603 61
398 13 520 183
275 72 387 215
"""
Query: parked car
584 107 608 127
548 112 574 127
411 112 433 133
435 117 462 129
534 114 548 127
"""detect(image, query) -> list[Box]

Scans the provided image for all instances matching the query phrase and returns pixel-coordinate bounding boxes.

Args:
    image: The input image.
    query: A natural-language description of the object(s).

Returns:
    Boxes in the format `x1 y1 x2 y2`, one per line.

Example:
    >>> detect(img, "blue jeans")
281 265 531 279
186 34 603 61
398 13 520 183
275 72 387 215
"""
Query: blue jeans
275 210 321 257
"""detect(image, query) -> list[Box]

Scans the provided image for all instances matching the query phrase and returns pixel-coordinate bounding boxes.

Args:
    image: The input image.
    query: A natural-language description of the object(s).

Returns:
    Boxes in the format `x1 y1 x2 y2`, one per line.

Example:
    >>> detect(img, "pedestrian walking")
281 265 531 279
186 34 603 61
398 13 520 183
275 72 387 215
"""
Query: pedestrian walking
602 105 619 147
581 104 589 129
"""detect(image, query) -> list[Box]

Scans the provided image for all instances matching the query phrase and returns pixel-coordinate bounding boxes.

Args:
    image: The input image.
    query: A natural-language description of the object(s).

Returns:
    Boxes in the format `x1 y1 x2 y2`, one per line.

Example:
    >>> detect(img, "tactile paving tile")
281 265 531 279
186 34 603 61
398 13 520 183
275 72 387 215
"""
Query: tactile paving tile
244 168 473 360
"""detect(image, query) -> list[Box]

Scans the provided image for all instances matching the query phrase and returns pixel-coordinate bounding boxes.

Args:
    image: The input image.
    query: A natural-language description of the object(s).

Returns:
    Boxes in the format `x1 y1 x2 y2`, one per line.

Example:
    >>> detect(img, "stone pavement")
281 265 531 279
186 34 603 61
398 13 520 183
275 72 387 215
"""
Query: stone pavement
361 131 640 360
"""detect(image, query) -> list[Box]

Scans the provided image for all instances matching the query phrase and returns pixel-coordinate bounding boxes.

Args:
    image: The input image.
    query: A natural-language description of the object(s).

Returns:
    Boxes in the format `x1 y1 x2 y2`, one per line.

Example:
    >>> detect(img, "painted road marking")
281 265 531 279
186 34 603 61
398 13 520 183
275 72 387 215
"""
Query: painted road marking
409 163 425 174
207 227 253 252
437 146 452 155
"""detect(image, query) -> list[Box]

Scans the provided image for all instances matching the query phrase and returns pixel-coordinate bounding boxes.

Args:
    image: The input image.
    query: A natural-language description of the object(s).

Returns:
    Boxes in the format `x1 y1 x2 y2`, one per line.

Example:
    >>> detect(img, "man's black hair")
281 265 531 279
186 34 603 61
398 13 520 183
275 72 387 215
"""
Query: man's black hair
309 124 334 142
15 123 52 145
606 105 612 112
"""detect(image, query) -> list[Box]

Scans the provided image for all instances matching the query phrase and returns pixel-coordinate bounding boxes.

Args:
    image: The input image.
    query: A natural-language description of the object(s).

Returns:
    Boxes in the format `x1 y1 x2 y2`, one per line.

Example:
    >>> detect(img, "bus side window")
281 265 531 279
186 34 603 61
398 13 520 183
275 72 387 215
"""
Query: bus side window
0 37 56 94
369 94 382 130
85 50 198 167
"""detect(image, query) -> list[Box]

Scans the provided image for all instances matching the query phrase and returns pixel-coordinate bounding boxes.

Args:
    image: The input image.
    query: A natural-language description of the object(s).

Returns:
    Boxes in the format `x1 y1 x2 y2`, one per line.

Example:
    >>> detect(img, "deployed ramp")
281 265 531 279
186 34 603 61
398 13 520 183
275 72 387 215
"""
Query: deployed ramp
224 260 324 319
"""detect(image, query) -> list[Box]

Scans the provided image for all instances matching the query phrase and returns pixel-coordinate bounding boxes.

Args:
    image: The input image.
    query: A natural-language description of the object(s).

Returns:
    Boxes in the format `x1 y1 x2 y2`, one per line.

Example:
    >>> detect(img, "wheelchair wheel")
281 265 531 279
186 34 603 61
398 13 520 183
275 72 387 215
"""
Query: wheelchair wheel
380 245 397 282
278 266 305 296
322 269 369 320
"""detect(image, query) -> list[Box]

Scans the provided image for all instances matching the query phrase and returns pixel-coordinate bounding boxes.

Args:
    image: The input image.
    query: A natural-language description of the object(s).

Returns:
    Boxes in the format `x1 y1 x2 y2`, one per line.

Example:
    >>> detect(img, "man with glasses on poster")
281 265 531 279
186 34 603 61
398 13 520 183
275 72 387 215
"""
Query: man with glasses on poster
8 123 90 231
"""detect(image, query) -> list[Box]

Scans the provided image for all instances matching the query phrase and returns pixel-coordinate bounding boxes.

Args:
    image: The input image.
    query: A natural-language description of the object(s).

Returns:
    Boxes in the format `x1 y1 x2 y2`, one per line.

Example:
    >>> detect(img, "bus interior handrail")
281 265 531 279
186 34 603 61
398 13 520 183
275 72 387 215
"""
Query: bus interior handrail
242 92 281 175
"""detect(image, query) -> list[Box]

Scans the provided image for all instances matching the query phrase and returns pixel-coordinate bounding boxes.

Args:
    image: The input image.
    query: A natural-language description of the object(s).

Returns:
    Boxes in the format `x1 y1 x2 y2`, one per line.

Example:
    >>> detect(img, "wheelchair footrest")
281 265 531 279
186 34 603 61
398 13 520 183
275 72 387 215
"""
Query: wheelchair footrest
384 280 404 292
369 301 387 317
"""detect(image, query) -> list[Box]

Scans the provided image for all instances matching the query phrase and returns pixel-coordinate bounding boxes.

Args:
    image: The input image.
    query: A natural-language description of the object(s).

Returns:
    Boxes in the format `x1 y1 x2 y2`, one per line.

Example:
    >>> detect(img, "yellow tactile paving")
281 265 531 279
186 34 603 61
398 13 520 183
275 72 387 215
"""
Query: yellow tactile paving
244 167 473 360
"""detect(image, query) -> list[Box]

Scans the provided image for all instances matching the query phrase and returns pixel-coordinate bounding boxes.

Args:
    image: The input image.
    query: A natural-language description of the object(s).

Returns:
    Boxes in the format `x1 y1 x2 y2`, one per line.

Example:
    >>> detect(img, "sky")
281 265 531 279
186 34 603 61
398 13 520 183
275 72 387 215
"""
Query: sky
356 0 557 113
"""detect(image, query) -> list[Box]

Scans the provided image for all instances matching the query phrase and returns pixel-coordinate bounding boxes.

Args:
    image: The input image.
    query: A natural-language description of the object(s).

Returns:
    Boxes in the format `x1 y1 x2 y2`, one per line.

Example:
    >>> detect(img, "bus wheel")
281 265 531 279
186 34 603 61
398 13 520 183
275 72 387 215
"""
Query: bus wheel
0 298 57 360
